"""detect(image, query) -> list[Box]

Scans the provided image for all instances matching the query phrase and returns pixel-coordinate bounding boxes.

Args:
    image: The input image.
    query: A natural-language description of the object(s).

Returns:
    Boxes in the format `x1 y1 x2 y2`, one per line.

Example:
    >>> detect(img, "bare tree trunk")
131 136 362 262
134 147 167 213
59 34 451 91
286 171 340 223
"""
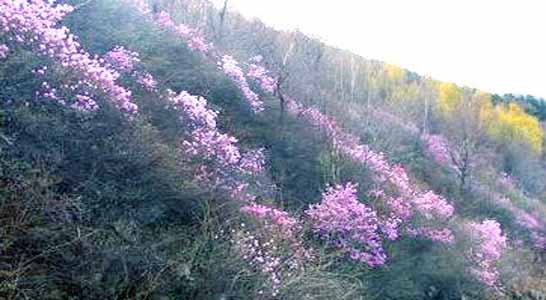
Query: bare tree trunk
422 82 429 135
451 137 471 194
366 80 373 127
350 56 358 103
217 0 228 42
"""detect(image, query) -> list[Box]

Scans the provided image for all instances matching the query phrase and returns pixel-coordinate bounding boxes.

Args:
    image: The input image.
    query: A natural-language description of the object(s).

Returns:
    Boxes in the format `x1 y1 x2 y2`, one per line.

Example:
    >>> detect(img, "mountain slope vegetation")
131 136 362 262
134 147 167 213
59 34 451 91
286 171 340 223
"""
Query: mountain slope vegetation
1 1 545 299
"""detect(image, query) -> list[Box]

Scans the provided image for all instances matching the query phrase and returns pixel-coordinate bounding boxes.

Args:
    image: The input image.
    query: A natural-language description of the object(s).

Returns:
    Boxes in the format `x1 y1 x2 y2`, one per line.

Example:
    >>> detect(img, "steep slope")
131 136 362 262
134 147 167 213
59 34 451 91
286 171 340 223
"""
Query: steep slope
1 1 545 300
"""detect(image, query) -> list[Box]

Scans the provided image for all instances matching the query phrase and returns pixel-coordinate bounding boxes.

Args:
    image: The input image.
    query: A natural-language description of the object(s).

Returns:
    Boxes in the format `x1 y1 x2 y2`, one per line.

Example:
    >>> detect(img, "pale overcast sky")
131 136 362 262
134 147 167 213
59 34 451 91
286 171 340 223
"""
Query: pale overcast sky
212 0 546 98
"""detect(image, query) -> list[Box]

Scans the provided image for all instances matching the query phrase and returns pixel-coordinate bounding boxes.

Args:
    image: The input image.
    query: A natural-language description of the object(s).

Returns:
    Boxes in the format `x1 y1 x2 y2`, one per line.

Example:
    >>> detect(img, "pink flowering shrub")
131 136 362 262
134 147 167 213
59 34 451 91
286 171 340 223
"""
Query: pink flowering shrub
424 134 452 166
155 11 212 55
413 191 454 220
306 183 387 266
126 5 264 114
39 81 59 101
493 194 546 250
239 149 267 175
103 46 158 92
135 72 157 91
247 55 277 94
0 0 138 115
167 90 266 201
286 98 412 195
241 204 301 241
468 220 508 288
236 204 312 298
34 70 111 113
287 97 455 243
72 94 99 112
103 46 140 73
0 43 8 59
408 227 455 244
219 55 264 113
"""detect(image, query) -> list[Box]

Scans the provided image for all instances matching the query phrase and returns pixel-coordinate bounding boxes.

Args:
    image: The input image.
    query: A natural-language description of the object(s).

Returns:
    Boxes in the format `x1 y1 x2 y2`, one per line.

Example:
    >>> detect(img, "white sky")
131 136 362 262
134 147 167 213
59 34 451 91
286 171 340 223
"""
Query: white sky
212 0 546 98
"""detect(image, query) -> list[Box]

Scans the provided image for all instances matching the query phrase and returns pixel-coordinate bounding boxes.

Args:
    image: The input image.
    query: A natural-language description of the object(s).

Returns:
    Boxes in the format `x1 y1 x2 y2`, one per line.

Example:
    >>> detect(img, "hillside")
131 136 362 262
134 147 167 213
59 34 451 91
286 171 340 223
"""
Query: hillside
1 1 546 299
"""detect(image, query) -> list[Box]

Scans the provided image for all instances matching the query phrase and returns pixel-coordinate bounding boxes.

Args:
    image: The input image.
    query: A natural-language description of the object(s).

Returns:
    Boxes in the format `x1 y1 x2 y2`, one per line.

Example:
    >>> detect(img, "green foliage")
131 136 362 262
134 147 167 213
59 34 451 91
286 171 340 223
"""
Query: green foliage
3 0 546 299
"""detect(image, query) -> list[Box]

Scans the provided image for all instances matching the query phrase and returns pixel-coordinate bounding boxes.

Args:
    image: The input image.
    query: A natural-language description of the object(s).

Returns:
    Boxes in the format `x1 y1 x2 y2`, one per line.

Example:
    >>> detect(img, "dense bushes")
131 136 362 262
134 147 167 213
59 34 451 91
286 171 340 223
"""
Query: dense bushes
1 0 546 299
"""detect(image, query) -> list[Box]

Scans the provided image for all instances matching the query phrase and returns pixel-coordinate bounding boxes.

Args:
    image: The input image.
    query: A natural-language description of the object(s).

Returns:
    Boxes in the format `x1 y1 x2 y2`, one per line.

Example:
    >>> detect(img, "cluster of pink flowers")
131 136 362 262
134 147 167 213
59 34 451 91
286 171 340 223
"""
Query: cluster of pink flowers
0 43 8 59
168 91 217 129
103 46 157 92
468 220 507 288
103 46 141 73
37 79 100 113
408 226 455 244
241 204 299 237
471 177 546 251
0 0 138 115
232 229 284 297
306 183 387 266
135 72 157 91
286 97 455 243
155 11 212 55
515 210 546 249
239 149 266 175
413 191 454 220
286 99 411 194
125 5 264 114
237 204 312 297
492 194 546 250
39 81 59 100
424 134 452 166
219 55 264 113
166 90 265 202
369 110 456 169
72 94 99 112
247 55 277 94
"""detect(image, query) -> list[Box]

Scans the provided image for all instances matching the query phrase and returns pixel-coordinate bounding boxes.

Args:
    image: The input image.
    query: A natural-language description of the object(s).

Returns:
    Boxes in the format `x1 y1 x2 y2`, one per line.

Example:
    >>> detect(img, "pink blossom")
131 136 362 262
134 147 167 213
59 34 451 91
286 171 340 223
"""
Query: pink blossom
155 11 212 54
0 44 8 59
71 94 99 112
416 227 455 244
237 204 312 297
39 81 59 100
424 134 451 166
167 91 265 201
239 148 266 175
468 220 507 288
306 183 387 267
380 216 402 240
135 72 157 91
168 91 218 129
219 55 264 113
241 204 299 233
141 8 264 114
493 194 546 250
0 0 138 115
287 96 455 244
247 57 277 94
103 46 140 73
384 195 414 222
413 191 454 220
